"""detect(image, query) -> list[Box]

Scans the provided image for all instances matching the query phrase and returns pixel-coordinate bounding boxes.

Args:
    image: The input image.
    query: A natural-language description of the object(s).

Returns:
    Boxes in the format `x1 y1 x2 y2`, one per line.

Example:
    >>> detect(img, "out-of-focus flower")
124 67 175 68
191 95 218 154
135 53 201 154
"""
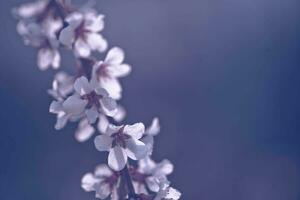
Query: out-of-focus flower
141 118 160 156
59 10 107 57
81 164 119 199
131 156 173 193
14 0 64 70
94 123 148 171
75 105 126 142
49 76 117 129
154 177 181 200
91 47 131 100
48 71 74 100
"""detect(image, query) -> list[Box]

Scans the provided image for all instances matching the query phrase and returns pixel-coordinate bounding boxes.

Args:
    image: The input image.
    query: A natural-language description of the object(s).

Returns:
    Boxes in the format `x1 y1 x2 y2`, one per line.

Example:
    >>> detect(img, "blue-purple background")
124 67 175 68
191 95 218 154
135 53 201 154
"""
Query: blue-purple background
1 0 300 199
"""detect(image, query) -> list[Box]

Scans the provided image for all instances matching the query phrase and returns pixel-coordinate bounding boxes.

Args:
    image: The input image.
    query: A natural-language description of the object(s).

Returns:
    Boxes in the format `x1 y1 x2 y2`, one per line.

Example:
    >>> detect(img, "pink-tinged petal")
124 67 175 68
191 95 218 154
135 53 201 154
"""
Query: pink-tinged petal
75 119 95 142
65 12 83 28
95 182 111 199
94 87 109 97
113 105 126 122
37 48 53 71
146 117 160 136
74 76 93 95
86 32 107 53
55 113 69 130
106 64 131 78
105 47 124 65
75 38 91 58
95 164 113 177
59 26 75 47
85 107 99 124
15 0 47 18
138 157 156 174
155 160 174 176
108 146 127 171
141 135 154 156
81 173 98 192
97 114 109 134
94 135 112 152
49 101 64 114
85 13 105 32
100 97 117 117
125 138 148 160
63 94 87 115
52 50 61 69
99 77 122 100
123 123 145 139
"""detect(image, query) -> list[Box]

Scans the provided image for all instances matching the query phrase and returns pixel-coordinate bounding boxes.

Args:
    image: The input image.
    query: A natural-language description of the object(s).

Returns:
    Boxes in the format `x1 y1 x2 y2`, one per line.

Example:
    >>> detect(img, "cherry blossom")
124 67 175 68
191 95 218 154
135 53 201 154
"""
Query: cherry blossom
14 0 65 70
49 76 117 129
130 157 173 193
48 71 74 100
81 164 119 200
91 47 131 100
94 123 148 171
59 10 107 58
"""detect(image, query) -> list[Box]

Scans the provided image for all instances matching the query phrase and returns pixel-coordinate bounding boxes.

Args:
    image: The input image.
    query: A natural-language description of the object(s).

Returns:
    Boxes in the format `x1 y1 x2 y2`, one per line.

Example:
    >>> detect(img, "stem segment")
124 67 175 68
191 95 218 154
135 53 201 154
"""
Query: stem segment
122 165 138 200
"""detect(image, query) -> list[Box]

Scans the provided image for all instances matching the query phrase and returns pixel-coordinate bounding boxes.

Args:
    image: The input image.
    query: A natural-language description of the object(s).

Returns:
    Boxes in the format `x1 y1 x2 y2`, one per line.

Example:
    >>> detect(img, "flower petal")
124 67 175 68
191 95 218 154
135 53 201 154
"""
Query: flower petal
113 105 126 122
85 107 99 124
106 64 131 78
86 32 107 53
59 26 75 47
74 76 93 95
146 176 160 192
99 77 122 100
155 160 174 176
97 114 109 134
75 119 95 142
37 48 53 71
75 38 91 58
94 164 113 177
125 138 148 160
94 135 113 152
141 135 154 156
146 117 160 136
105 124 122 136
95 182 111 199
55 113 69 130
52 50 61 69
85 13 105 32
81 173 98 192
100 97 117 117
105 47 124 65
123 123 145 139
63 94 87 115
108 146 127 171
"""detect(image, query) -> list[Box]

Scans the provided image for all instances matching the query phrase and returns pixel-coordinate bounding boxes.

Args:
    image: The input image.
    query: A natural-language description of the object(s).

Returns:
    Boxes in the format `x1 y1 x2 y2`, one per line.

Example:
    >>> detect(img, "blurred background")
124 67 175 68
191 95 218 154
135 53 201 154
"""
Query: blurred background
1 0 300 199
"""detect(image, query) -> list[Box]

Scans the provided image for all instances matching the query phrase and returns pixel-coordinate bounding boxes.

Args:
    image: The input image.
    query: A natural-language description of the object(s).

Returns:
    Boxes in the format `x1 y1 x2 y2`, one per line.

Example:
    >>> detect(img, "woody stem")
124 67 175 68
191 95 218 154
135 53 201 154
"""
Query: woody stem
122 165 138 200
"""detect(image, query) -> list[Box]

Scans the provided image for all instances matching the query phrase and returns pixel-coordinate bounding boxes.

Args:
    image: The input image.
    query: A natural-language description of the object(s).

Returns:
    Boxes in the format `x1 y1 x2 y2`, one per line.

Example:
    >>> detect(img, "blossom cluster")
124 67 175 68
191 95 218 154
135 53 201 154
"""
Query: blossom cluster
14 0 181 199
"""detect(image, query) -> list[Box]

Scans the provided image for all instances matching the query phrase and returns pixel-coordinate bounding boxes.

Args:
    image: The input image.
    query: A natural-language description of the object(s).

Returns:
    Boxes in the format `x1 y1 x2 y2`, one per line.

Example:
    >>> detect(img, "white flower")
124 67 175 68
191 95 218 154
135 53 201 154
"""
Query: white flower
81 164 119 199
48 72 74 100
14 1 63 70
141 117 160 156
59 11 107 57
49 76 117 129
132 157 173 193
154 177 181 200
94 123 148 171
91 47 131 100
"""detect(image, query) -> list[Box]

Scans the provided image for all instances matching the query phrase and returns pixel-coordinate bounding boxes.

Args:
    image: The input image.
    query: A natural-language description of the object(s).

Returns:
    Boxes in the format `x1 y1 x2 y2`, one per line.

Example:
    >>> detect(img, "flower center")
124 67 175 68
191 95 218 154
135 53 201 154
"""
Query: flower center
82 91 102 109
112 127 130 148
